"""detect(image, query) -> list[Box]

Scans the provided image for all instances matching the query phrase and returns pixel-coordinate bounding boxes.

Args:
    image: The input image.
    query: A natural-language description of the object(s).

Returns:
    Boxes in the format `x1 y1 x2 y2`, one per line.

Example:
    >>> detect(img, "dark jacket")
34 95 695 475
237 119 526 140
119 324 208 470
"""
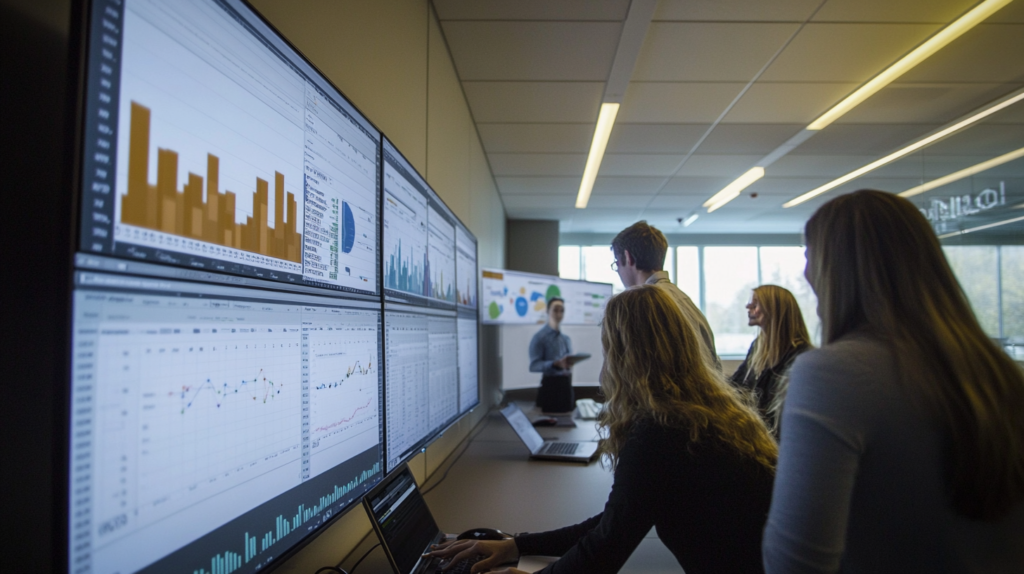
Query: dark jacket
730 339 811 434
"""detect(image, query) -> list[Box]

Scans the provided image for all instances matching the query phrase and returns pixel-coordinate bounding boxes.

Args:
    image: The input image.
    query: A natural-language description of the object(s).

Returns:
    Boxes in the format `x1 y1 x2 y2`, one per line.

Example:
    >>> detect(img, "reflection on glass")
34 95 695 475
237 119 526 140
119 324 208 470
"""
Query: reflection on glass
582 246 625 293
676 246 700 309
704 246 758 356
759 246 820 345
559 246 581 280
944 246 999 337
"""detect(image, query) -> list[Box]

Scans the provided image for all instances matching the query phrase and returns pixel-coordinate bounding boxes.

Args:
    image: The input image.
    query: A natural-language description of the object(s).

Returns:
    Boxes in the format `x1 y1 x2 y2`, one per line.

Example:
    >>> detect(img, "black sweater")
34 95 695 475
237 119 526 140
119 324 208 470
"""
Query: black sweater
730 340 810 433
513 421 774 574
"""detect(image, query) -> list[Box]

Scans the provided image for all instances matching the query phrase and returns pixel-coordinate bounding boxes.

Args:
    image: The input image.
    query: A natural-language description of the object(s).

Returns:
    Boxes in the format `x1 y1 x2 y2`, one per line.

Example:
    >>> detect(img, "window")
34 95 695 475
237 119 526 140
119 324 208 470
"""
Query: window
676 246 700 308
703 247 759 356
1002 246 1024 358
558 245 581 280
581 246 625 293
944 246 1000 337
759 246 820 345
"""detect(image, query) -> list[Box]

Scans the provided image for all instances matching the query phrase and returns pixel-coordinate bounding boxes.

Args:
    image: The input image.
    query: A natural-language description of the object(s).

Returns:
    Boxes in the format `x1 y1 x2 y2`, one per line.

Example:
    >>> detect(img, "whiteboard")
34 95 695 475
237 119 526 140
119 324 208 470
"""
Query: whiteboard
481 268 612 326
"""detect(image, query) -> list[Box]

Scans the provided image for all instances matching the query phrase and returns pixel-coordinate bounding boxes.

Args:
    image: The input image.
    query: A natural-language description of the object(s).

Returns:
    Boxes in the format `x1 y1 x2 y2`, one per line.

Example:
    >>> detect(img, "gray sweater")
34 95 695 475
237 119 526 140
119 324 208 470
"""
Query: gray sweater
764 333 1024 574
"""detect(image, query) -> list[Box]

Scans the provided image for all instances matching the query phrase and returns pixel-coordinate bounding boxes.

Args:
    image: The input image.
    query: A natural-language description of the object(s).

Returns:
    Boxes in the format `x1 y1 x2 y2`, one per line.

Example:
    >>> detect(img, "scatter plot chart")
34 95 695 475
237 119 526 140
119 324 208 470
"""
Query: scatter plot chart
96 322 303 530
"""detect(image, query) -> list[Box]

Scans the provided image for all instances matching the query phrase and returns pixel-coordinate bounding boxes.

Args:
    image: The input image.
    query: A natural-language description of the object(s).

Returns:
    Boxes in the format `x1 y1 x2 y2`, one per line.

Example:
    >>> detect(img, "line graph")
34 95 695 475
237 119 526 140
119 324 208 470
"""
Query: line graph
176 367 282 413
306 315 380 478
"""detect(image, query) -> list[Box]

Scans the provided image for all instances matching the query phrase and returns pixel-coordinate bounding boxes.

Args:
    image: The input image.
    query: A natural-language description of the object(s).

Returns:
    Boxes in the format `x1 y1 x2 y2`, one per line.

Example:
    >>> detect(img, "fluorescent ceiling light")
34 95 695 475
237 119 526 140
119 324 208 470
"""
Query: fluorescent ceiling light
784 90 1024 208
705 167 764 213
575 103 619 209
900 147 1024 198
682 213 699 227
807 0 1013 131
938 215 1024 239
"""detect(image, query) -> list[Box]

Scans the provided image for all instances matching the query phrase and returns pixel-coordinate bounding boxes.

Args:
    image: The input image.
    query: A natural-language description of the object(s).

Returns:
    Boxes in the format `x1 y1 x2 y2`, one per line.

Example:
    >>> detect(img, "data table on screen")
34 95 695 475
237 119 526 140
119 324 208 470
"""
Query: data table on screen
457 315 479 413
384 311 431 470
427 316 459 429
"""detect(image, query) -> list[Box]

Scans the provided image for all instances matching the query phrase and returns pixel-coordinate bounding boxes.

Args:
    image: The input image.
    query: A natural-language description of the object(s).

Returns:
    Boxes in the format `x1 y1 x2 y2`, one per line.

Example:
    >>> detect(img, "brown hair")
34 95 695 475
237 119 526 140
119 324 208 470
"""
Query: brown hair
599 285 777 470
749 284 813 376
611 221 668 272
804 189 1024 520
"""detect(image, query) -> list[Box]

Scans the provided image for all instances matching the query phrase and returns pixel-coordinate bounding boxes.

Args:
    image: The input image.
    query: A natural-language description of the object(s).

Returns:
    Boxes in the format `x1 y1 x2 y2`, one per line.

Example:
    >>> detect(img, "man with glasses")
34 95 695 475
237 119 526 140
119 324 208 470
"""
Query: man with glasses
612 221 721 372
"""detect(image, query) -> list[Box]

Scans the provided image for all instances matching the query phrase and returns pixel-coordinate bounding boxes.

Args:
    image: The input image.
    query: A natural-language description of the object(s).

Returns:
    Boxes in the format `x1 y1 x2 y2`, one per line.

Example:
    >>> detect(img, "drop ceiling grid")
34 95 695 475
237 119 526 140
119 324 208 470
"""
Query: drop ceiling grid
434 0 1024 234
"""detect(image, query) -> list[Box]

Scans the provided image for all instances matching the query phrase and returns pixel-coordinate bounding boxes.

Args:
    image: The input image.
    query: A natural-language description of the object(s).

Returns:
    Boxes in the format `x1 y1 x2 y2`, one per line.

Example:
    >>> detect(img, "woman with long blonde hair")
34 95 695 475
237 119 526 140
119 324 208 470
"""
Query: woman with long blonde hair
764 190 1024 573
430 285 777 574
730 284 813 434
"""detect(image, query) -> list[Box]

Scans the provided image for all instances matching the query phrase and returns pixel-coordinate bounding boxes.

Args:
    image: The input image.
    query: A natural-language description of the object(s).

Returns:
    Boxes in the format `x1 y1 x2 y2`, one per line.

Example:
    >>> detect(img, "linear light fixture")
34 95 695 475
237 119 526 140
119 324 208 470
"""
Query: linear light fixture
704 167 765 213
900 147 1024 198
807 0 1013 131
682 213 699 227
938 215 1024 239
575 103 620 209
784 89 1024 208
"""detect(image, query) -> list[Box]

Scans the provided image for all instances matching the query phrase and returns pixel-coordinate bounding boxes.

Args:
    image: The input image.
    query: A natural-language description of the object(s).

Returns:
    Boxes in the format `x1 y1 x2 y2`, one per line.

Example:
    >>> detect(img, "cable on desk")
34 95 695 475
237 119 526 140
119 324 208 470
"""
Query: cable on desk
347 542 381 574
420 416 492 496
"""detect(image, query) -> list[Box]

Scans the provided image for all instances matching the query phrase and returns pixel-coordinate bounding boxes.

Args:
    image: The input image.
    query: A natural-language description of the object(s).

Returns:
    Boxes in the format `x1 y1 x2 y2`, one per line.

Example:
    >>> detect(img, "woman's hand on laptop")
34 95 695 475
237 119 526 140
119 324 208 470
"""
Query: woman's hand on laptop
426 538 518 573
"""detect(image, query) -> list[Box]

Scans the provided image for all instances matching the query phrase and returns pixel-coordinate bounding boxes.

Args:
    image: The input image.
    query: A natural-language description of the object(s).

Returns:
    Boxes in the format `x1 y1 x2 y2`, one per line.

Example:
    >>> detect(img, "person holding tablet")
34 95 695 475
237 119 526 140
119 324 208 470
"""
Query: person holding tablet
529 297 577 412
432 286 778 574
763 190 1024 572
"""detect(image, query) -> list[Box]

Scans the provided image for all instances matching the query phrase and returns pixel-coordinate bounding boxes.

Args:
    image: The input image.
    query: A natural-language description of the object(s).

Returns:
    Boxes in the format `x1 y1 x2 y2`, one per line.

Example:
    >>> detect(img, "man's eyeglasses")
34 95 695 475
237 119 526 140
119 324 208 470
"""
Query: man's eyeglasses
610 260 620 272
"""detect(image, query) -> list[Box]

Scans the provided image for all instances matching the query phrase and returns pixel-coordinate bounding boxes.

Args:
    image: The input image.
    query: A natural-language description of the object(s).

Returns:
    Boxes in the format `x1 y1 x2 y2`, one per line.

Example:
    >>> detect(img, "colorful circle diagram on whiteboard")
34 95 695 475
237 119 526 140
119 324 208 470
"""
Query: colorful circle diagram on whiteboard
488 301 502 320
515 297 528 316
545 284 561 301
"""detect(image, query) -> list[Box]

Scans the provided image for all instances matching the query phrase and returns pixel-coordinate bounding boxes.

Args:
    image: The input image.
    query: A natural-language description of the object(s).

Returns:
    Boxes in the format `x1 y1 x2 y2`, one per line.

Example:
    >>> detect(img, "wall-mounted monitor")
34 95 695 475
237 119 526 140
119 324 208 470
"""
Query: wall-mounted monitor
455 222 479 414
480 269 612 326
77 0 381 297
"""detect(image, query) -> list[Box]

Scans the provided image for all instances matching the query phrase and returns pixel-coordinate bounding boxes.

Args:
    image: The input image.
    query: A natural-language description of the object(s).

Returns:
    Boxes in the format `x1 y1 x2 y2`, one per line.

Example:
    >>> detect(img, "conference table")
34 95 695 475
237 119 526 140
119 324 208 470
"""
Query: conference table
341 401 682 573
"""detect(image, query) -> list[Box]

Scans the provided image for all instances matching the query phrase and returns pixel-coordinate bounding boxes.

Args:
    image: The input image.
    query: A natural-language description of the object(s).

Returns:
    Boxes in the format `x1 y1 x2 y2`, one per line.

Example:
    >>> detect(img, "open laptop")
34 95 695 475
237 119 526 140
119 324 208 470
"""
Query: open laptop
500 403 599 462
364 464 550 574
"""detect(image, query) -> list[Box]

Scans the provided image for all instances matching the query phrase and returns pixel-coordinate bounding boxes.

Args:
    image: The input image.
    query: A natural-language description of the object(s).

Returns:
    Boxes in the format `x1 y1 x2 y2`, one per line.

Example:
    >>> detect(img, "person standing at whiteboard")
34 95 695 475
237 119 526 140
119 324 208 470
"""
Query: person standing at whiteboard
529 297 576 412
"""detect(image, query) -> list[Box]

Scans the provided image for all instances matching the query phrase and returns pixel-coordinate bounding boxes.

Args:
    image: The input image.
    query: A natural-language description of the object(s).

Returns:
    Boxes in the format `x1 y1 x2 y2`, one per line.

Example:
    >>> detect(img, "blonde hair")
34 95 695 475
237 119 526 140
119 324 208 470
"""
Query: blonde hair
599 285 778 470
805 189 1024 520
748 284 813 377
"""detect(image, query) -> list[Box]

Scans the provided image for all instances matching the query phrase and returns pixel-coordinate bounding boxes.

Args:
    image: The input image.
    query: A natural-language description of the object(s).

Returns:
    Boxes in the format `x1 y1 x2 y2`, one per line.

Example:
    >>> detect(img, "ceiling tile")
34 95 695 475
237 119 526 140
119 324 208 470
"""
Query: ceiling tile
587 195 654 209
675 155 764 177
496 177 578 195
434 0 630 21
988 1 1024 23
607 124 710 153
619 82 746 123
698 124 805 154
769 155 880 177
592 177 668 195
760 23 940 83
502 195 577 209
462 82 604 122
601 154 686 176
643 195 707 211
789 124 942 155
654 0 821 22
633 23 799 81
442 22 621 81
988 102 1024 124
722 82 859 123
836 82 1023 124
811 0 977 23
919 124 1024 156
660 176 735 196
896 24 1024 83
478 124 593 153
488 153 585 176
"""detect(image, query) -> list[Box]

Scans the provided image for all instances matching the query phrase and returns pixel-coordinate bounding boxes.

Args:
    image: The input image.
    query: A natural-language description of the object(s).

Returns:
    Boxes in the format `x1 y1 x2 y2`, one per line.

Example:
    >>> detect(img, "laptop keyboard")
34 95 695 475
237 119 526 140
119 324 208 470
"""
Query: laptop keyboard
431 554 482 574
540 441 579 455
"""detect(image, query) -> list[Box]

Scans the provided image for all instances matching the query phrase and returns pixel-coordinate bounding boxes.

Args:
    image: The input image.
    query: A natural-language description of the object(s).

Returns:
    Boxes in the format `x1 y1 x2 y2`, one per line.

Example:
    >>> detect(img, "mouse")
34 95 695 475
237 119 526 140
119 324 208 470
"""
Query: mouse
532 417 559 427
457 527 506 541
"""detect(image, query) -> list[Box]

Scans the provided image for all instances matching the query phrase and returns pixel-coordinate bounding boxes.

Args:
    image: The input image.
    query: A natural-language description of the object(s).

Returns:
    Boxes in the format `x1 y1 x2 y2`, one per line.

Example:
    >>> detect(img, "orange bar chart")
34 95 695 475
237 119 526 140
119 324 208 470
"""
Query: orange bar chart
121 101 302 263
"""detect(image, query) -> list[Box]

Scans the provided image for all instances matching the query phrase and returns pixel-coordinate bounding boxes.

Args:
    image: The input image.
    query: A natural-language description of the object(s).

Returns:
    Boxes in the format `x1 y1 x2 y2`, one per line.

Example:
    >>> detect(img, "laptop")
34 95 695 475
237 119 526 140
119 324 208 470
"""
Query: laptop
362 464 553 573
500 403 599 462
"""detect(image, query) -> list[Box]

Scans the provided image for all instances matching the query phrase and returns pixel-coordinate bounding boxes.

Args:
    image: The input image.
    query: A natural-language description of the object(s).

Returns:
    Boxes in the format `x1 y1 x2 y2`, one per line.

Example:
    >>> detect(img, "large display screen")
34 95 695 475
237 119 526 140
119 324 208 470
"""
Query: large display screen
481 269 612 326
382 138 458 307
78 0 381 296
67 268 383 574
455 222 479 413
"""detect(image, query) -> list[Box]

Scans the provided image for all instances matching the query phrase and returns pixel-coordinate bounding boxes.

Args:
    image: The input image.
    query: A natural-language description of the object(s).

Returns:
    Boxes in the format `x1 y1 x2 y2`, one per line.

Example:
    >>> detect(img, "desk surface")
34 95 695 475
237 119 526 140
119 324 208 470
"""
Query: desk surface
345 402 681 573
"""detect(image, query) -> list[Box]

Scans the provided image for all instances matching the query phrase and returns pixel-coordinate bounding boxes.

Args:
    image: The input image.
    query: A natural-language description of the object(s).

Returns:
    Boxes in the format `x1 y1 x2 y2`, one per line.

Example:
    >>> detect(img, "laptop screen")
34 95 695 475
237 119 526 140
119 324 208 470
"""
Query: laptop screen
366 467 440 574
500 404 544 452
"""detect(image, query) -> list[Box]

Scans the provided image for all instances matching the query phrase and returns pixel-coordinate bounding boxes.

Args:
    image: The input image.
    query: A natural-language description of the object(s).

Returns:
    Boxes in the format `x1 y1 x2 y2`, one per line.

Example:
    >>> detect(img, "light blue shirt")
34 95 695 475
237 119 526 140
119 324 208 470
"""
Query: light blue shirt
529 324 573 377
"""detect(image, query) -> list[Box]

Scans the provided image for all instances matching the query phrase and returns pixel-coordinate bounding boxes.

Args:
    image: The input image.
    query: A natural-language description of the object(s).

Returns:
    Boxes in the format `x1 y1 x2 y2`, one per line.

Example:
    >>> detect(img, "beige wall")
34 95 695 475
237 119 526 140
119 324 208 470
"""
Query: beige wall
248 1 506 571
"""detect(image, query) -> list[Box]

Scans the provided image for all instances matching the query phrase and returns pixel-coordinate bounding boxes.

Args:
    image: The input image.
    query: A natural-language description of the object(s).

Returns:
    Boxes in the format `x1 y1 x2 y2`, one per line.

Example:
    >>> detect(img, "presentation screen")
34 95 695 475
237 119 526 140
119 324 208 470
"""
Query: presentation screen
67 268 383 574
481 269 612 326
77 0 381 296
383 303 461 471
455 222 479 413
382 138 457 308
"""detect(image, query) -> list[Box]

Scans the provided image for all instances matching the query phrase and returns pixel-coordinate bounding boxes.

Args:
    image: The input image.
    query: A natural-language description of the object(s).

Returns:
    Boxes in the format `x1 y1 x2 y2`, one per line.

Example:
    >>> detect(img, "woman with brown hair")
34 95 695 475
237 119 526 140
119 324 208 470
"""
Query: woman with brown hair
430 285 777 574
764 190 1024 573
730 284 813 434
